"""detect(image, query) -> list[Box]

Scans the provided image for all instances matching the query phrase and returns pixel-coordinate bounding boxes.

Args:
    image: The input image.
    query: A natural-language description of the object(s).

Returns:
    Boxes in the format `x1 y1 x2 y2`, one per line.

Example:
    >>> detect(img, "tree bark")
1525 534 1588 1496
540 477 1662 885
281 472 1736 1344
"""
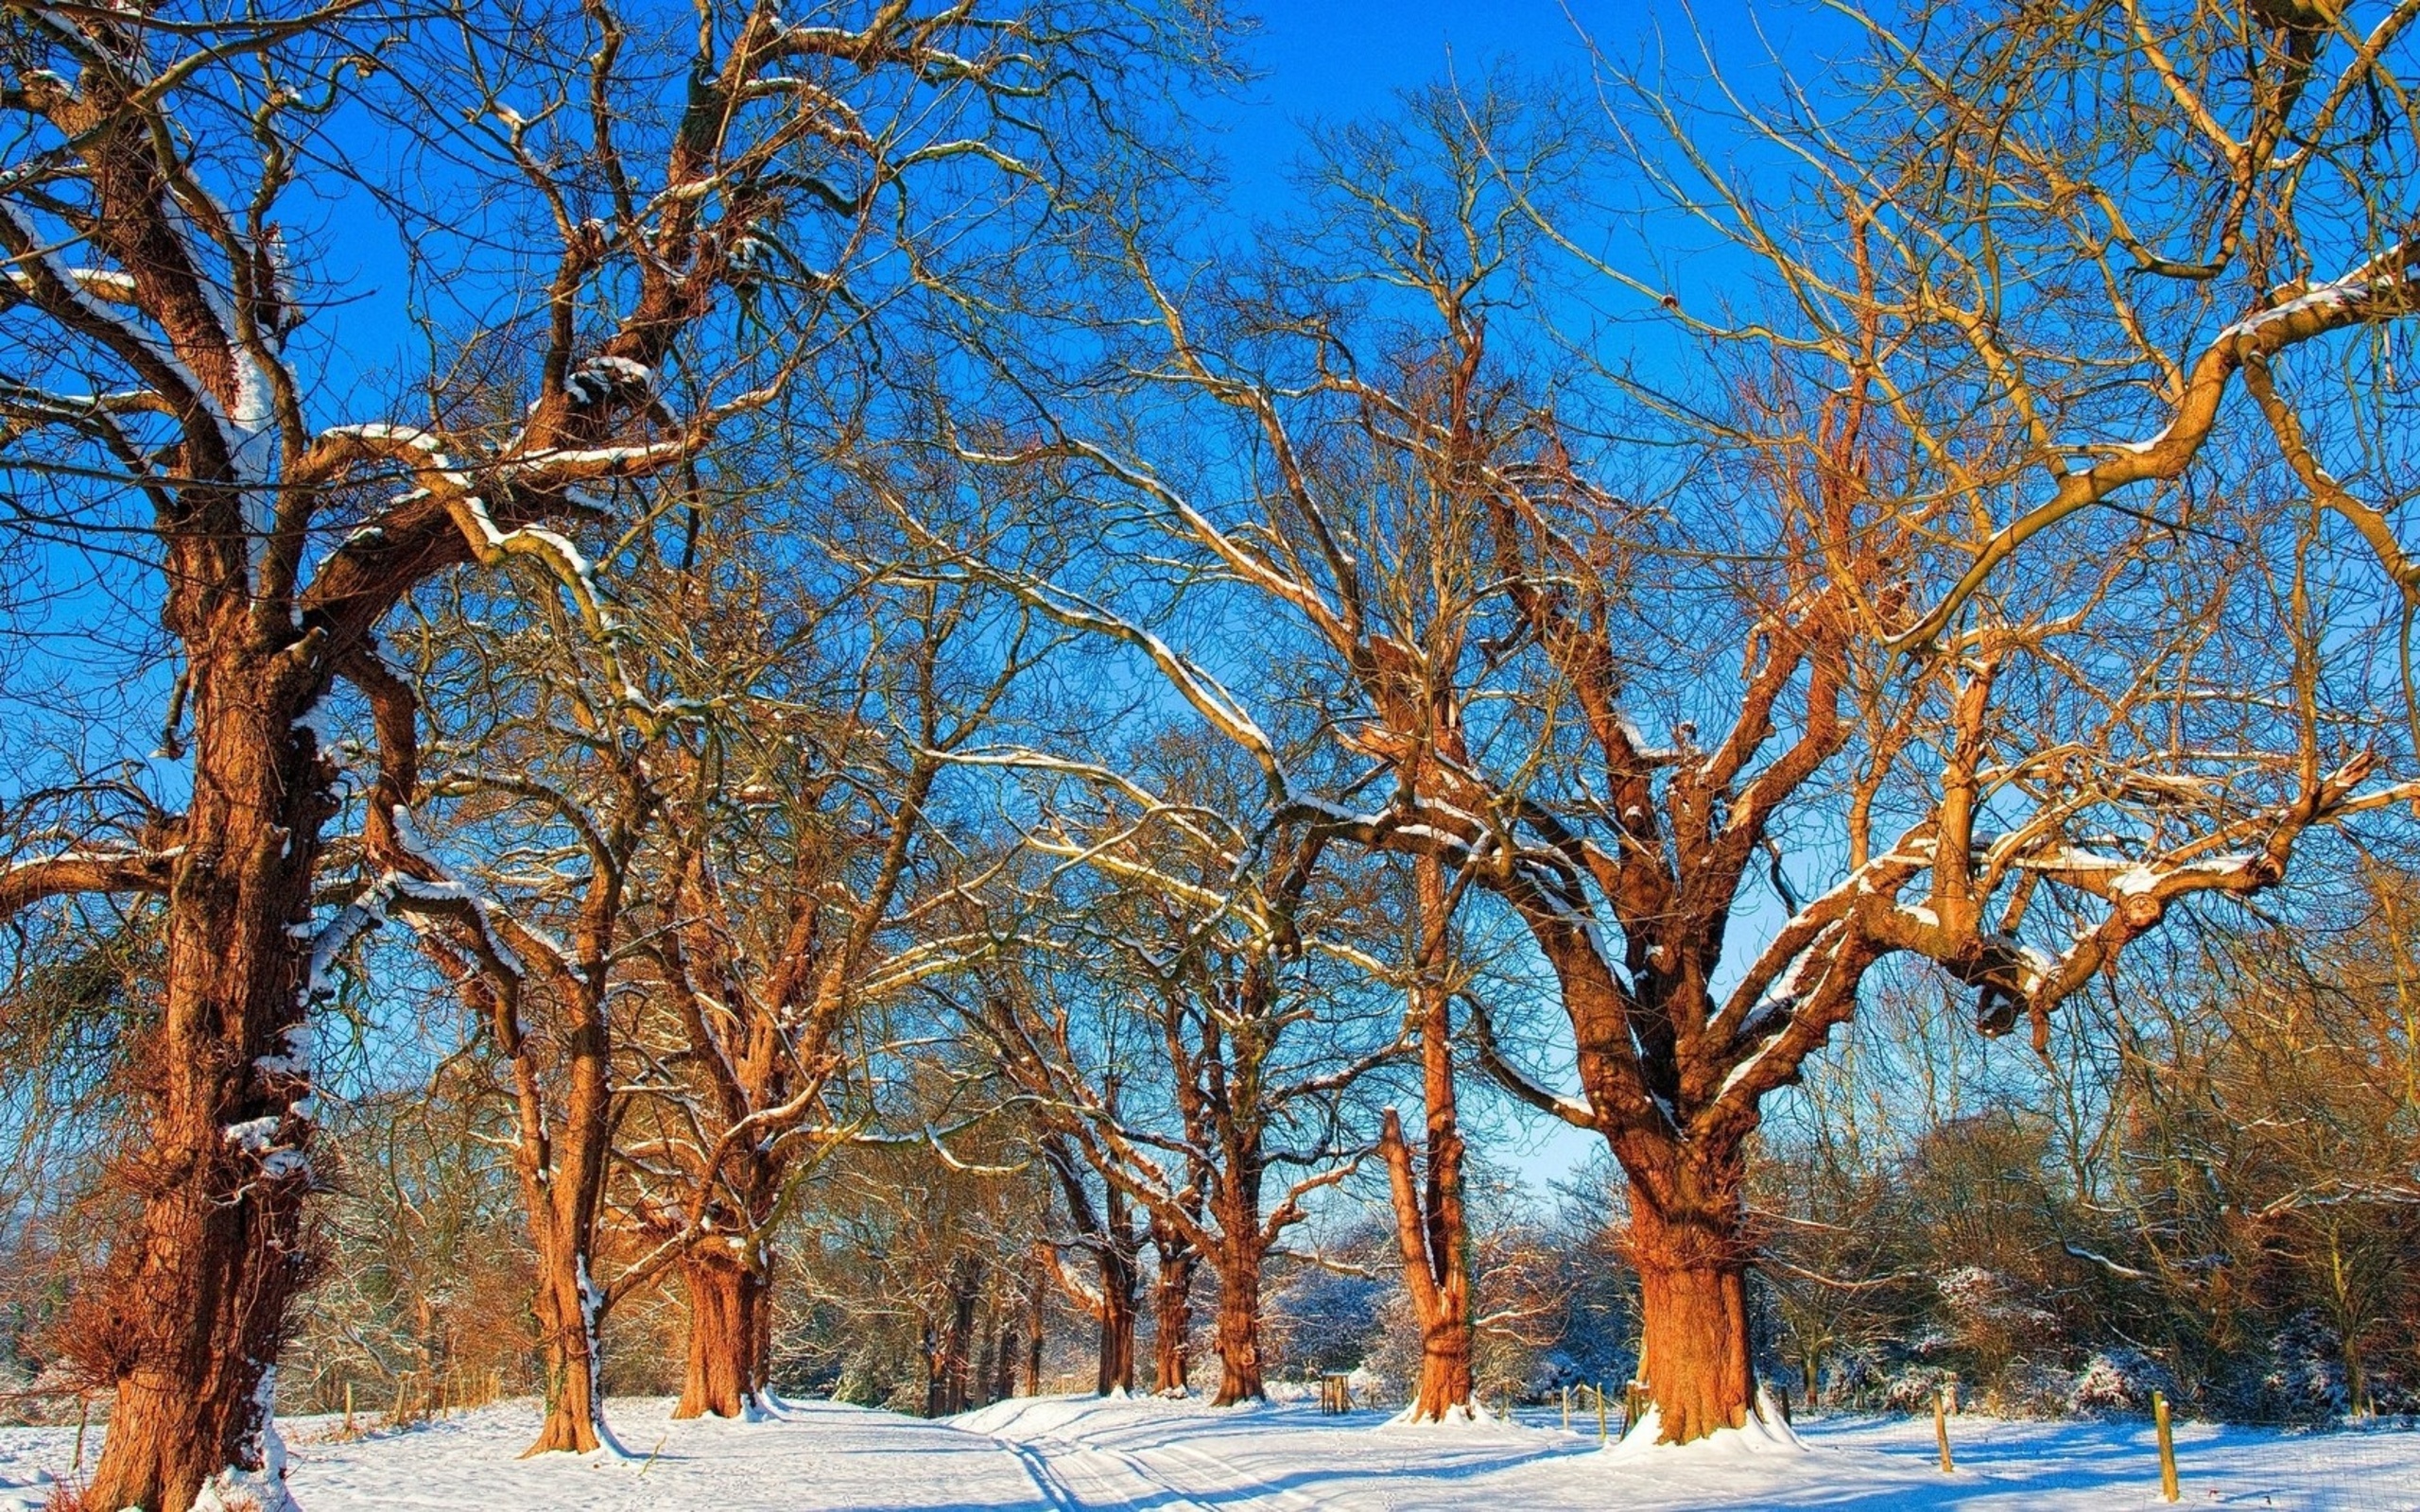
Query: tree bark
1626 1166 1757 1445
1379 855 1477 1423
992 1325 1016 1404
82 644 330 1512
1381 1110 1476 1422
1023 1253 1046 1396
926 1255 983 1417
1097 1257 1138 1396
1209 1243 1266 1405
1150 1225 1198 1397
526 1245 606 1452
674 1241 767 1419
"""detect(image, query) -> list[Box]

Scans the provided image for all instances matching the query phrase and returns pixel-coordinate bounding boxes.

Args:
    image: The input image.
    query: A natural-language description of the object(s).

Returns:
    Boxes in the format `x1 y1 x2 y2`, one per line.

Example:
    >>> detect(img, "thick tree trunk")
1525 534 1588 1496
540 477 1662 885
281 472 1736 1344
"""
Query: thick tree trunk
503 943 617 1455
83 644 329 1512
1627 1174 1757 1445
1097 1260 1138 1396
1210 1248 1266 1405
527 1237 611 1454
1150 1233 1197 1396
674 1243 767 1419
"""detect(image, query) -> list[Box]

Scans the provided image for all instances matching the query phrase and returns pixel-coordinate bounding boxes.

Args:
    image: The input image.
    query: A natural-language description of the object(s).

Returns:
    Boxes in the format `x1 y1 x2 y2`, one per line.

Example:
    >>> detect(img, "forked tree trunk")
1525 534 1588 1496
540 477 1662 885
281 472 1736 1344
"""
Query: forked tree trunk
1150 1232 1198 1396
1379 856 1476 1423
83 646 330 1512
1209 1246 1266 1405
527 1234 611 1454
1097 1263 1138 1396
1380 1110 1475 1422
1625 1159 1757 1445
675 1241 768 1419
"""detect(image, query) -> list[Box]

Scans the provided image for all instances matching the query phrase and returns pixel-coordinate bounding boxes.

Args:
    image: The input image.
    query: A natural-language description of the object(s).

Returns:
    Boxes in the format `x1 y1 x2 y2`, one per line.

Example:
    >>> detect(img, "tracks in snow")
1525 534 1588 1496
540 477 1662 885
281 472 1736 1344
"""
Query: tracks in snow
984 1418 1326 1512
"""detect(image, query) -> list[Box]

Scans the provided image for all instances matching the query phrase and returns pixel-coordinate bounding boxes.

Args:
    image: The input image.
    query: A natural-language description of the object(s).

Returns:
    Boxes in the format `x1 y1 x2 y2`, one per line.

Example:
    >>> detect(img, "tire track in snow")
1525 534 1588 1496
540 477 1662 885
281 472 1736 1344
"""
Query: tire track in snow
993 1419 1341 1512
1143 1433 1329 1512
997 1436 1087 1511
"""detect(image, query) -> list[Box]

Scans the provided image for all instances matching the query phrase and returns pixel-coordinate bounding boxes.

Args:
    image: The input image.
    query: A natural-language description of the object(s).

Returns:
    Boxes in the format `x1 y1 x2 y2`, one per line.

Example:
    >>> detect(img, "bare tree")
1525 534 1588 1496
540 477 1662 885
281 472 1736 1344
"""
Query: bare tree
966 747 1395 1404
615 558 1020 1421
1035 1131 1145 1395
926 59 2420 1441
0 0 1216 1498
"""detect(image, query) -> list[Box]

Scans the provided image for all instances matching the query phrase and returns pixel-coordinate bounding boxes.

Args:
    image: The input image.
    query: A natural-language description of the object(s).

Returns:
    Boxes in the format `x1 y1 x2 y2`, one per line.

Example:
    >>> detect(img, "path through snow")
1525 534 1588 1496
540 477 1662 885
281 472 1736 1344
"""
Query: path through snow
0 1393 2414 1508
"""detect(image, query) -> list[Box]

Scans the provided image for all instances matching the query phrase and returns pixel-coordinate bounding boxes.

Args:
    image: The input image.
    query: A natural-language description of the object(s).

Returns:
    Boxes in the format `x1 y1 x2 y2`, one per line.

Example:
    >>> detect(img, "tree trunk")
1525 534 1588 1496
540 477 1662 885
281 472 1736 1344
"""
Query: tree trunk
1381 1112 1476 1422
83 644 330 1512
1023 1257 1046 1396
674 1243 766 1419
1097 1258 1138 1396
992 1326 1016 1404
1380 857 1477 1423
1150 1233 1198 1397
1627 1171 1756 1445
927 1255 982 1417
1210 1246 1266 1405
526 1234 612 1454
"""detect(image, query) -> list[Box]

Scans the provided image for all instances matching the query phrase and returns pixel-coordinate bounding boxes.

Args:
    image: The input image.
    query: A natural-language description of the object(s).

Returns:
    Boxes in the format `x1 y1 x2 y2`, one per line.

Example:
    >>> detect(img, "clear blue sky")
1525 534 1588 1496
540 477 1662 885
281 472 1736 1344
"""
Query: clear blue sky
1222 0 1840 187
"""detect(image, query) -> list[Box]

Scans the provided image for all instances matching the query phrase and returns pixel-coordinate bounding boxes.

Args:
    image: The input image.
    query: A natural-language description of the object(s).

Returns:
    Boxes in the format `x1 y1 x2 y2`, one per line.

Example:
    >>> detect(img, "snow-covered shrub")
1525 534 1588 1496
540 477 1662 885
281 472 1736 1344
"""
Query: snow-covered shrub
2067 1350 2172 1416
1881 1364 1959 1414
2255 1313 2351 1423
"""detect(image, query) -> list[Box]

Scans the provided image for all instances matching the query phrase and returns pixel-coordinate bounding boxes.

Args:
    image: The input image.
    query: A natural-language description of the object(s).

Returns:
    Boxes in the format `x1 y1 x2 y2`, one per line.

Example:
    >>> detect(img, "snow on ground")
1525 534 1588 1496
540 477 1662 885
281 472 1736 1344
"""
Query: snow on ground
2 1392 2416 1509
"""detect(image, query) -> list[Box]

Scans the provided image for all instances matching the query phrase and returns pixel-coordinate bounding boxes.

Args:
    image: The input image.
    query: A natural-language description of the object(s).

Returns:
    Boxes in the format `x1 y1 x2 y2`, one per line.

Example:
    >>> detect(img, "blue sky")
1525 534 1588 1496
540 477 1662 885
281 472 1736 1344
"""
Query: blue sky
1220 0 1844 185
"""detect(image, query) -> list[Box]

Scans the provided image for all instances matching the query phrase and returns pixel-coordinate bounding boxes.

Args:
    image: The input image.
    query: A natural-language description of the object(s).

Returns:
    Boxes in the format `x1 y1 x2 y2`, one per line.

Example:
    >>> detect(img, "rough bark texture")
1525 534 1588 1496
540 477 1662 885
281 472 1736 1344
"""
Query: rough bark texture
1209 1241 1266 1405
991 1326 1017 1404
1150 1224 1198 1396
509 974 617 1458
675 1244 768 1419
525 1245 608 1454
81 636 332 1512
1627 1162 1756 1444
1041 1136 1142 1397
1380 1108 1476 1421
1097 1266 1139 1396
926 1256 984 1417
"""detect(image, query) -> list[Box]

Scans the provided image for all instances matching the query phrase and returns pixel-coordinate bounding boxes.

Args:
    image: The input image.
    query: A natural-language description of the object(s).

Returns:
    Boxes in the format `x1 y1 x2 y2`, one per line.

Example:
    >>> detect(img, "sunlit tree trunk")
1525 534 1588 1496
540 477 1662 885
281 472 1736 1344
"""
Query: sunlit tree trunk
81 627 331 1512
1379 856 1476 1422
1150 1221 1199 1396
1622 1149 1757 1444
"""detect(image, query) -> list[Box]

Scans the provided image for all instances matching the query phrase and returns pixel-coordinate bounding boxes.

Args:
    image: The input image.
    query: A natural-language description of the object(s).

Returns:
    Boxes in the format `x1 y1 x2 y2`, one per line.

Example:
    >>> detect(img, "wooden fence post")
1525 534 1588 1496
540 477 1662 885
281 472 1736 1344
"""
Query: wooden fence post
1597 1383 1608 1443
2154 1390 2179 1503
73 1397 90 1472
1934 1389 1953 1473
343 1381 354 1435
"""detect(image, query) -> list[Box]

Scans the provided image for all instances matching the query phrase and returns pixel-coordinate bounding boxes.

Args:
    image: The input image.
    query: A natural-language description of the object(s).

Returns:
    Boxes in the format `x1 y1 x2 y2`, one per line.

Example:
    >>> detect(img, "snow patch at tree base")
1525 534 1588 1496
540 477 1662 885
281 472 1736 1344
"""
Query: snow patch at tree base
1602 1400 1809 1459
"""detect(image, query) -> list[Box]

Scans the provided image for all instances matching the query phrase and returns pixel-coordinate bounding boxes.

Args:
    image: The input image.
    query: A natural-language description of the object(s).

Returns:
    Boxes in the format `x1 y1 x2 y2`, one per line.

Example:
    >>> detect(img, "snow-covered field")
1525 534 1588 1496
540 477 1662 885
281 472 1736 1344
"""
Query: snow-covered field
3 1392 2415 1510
